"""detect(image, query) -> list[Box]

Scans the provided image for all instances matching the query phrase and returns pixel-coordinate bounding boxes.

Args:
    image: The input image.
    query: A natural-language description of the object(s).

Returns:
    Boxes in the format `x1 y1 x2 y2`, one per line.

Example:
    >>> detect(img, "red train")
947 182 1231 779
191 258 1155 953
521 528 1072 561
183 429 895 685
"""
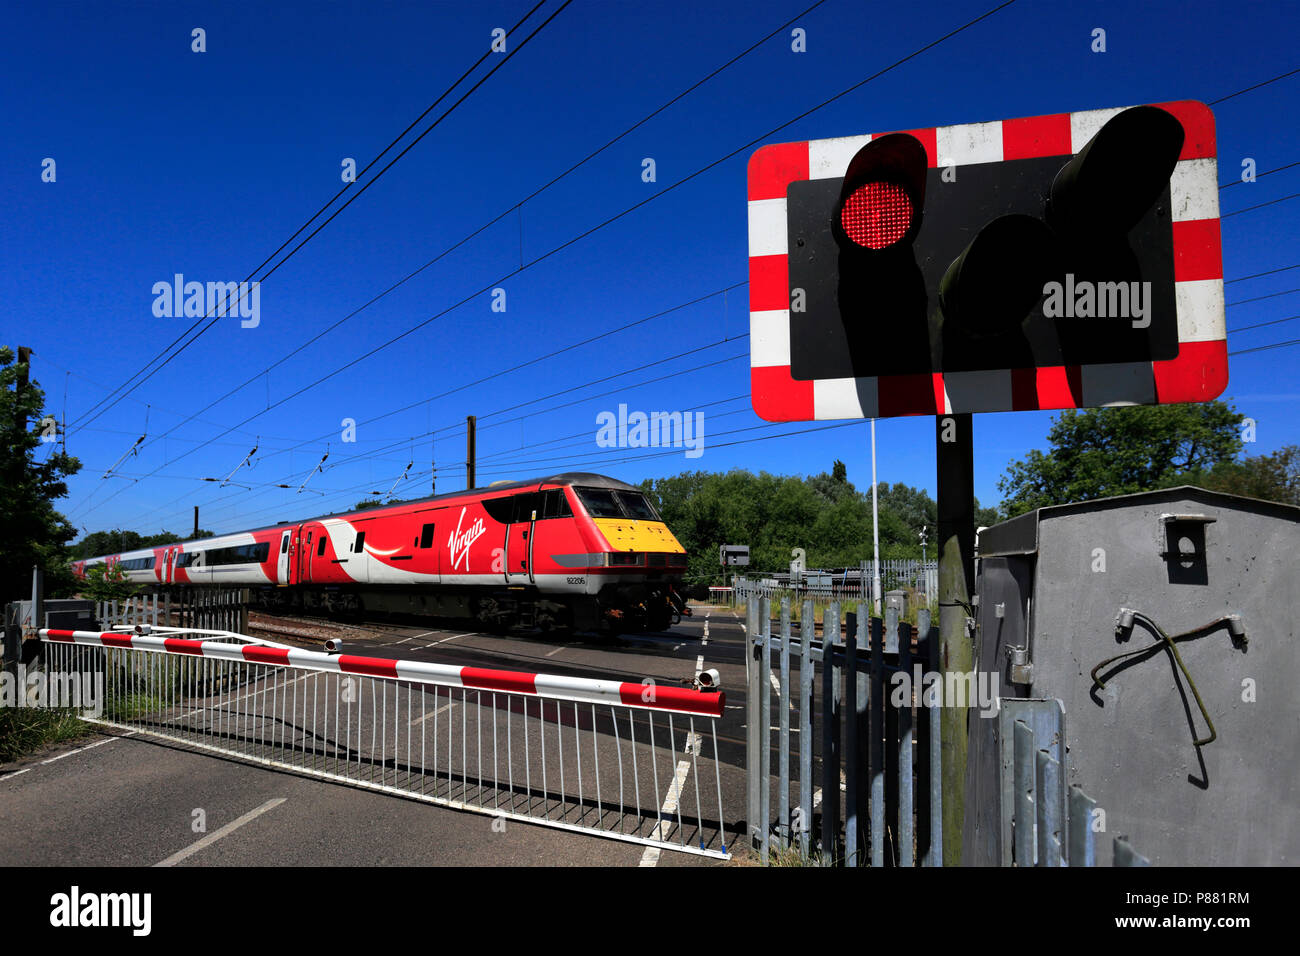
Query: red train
73 473 691 632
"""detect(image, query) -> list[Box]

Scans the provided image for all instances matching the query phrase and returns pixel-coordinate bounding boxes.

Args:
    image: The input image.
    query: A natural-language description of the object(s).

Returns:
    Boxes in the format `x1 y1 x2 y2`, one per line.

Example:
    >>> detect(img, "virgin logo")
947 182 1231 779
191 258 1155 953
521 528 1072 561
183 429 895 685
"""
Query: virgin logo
448 507 486 572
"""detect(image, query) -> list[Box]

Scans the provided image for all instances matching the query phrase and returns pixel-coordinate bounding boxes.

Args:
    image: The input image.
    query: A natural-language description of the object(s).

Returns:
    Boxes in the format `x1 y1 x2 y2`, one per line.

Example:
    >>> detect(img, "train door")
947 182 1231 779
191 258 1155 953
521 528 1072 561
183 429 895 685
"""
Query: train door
505 492 539 585
277 529 292 584
300 525 314 583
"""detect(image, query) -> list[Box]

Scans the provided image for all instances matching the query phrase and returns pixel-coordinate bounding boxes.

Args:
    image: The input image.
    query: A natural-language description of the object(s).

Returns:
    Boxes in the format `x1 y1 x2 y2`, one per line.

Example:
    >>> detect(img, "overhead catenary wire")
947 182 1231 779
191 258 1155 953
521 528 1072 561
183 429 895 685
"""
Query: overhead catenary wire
70 1 1047 534
64 278 749 526
69 0 1019 528
86 2 824 481
66 0 562 435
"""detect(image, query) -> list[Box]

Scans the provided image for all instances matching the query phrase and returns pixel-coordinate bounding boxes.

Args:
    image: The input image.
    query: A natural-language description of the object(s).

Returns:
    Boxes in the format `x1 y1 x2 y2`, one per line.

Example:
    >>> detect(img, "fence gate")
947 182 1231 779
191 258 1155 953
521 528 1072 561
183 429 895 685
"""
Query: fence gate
746 598 1149 867
95 589 248 634
747 596 941 866
37 624 731 859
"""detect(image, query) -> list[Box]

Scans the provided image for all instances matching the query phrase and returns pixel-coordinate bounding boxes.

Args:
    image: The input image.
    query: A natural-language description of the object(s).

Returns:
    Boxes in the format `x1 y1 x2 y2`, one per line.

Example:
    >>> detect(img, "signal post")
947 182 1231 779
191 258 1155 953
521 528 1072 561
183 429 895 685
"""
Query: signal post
747 101 1226 863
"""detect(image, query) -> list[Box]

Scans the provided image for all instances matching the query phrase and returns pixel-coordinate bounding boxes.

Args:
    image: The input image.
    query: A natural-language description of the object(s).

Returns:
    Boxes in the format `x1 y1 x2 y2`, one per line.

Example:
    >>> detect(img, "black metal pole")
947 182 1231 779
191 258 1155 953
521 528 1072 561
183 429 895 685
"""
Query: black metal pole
466 415 476 490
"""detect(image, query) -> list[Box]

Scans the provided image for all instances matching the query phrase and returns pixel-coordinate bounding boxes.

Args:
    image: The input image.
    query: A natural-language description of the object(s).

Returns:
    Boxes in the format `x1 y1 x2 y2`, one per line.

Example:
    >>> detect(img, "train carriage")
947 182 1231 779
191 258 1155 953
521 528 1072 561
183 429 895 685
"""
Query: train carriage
74 473 690 633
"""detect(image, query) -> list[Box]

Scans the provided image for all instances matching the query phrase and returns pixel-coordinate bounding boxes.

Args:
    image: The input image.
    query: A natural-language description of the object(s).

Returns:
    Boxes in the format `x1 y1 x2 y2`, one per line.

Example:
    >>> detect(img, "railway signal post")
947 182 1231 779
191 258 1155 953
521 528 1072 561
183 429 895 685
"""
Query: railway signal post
747 100 1225 863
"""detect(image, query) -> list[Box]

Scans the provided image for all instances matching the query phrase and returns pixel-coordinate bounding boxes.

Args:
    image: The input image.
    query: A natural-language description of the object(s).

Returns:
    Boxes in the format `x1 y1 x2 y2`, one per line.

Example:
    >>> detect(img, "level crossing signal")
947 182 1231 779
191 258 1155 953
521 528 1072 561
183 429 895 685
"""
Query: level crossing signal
747 101 1226 420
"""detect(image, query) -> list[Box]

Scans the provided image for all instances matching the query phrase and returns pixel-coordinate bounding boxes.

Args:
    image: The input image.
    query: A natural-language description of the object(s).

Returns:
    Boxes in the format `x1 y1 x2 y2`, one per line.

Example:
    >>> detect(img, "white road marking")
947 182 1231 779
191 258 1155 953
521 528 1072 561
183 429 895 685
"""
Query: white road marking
544 646 565 658
383 636 416 647
154 797 287 867
180 671 313 720
638 731 701 868
411 700 456 725
40 733 136 765
424 632 477 648
0 768 31 780
770 673 781 694
694 654 705 674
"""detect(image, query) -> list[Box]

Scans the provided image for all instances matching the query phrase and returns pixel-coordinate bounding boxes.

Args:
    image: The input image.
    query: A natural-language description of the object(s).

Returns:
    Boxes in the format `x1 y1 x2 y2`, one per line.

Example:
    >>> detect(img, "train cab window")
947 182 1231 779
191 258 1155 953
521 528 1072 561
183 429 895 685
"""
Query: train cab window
541 488 573 519
511 493 541 524
420 523 436 548
354 531 366 553
615 491 659 521
317 537 327 557
574 487 623 518
281 536 290 553
482 496 514 524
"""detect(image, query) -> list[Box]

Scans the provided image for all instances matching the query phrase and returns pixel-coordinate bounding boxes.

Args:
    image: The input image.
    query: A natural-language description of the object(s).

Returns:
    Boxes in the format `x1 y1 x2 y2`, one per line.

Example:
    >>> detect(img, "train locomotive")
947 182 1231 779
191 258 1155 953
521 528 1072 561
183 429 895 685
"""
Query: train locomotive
73 473 691 633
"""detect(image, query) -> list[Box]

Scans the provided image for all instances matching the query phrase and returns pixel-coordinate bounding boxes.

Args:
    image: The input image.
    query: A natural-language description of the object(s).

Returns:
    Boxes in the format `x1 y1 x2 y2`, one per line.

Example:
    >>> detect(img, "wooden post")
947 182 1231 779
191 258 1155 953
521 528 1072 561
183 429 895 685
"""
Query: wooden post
937 413 975 865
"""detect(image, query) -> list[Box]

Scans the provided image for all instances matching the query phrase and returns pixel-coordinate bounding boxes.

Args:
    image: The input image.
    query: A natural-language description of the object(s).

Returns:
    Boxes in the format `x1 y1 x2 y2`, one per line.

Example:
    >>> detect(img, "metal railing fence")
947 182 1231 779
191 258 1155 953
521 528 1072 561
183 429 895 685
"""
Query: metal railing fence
1001 698 1150 867
747 600 1149 867
38 625 731 859
747 596 940 866
95 588 248 634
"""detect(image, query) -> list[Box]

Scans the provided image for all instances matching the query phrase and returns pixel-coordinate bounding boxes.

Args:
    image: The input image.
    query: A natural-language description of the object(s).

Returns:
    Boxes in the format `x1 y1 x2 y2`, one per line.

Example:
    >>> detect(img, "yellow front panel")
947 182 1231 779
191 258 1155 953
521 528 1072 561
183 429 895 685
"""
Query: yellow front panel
592 519 686 554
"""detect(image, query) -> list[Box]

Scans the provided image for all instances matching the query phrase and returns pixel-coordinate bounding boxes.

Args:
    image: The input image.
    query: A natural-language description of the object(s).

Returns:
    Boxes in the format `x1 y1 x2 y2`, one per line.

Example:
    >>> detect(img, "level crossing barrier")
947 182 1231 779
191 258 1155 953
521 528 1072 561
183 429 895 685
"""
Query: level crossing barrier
38 625 731 859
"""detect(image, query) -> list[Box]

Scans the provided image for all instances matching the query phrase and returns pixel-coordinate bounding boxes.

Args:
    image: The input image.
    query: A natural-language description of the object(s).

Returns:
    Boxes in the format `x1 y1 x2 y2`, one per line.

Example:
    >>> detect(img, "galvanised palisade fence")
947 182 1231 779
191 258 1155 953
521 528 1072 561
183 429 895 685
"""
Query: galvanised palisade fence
96 588 248 634
747 596 941 866
38 623 732 859
747 598 1148 867
731 562 937 611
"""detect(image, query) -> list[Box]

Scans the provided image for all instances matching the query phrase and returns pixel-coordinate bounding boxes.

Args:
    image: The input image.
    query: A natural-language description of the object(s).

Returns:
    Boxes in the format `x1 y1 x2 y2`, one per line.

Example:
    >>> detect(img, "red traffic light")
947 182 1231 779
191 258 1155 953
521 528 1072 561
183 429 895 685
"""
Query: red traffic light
834 133 927 252
840 182 914 249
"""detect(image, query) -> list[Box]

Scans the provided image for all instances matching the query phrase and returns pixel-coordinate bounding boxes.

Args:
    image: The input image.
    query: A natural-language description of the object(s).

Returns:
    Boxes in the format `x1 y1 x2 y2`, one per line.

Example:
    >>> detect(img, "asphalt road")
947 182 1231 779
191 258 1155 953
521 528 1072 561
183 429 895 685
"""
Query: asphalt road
0 604 755 867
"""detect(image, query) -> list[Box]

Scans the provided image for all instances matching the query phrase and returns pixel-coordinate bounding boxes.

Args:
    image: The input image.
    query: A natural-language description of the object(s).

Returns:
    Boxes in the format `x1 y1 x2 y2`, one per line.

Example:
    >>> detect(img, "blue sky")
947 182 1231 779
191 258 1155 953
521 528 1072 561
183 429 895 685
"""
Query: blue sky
3 0 1297 540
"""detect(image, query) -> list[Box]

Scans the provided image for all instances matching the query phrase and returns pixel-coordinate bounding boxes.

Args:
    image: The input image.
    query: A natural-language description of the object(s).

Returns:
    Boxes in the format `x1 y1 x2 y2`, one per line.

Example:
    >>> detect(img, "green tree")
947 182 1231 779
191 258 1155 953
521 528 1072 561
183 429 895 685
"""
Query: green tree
74 528 213 560
1178 444 1300 505
80 562 138 602
642 466 966 590
0 348 82 597
997 402 1244 517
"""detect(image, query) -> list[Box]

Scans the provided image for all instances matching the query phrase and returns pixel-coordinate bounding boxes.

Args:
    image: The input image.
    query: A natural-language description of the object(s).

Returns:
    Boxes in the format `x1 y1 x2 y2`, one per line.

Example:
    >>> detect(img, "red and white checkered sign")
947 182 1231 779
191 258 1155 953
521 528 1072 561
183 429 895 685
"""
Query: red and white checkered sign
747 101 1226 421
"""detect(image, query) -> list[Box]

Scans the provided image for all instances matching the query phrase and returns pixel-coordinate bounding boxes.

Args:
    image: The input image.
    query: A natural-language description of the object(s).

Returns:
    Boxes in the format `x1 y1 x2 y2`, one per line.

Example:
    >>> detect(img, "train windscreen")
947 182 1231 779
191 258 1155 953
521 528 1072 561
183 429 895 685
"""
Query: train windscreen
575 487 660 520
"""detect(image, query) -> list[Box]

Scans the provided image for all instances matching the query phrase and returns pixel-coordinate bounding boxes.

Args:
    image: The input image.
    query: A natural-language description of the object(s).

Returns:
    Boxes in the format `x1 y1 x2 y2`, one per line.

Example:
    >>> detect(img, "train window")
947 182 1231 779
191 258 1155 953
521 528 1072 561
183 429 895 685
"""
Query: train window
541 488 573 519
354 531 366 553
574 487 623 518
420 523 436 548
482 496 514 524
317 537 327 556
280 535 289 553
615 491 659 521
206 542 271 565
511 493 541 524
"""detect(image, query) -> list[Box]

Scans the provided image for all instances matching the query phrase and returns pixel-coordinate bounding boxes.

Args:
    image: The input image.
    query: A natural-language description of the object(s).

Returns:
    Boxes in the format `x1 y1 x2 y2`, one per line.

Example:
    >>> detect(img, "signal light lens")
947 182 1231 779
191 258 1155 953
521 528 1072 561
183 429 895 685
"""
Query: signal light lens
840 181 914 249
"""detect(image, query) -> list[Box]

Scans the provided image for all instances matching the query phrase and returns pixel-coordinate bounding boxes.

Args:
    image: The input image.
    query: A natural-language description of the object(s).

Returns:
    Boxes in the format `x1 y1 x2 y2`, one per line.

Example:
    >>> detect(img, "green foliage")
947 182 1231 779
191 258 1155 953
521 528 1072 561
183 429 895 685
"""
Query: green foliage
1171 444 1300 506
0 707 90 764
640 466 977 587
997 402 1244 517
74 528 215 561
354 498 387 510
79 563 138 602
0 347 82 597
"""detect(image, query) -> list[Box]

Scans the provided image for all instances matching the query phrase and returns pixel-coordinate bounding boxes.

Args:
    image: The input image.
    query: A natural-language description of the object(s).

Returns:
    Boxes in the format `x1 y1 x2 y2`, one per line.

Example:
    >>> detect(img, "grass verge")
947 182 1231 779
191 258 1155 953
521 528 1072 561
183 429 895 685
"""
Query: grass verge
0 707 93 765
